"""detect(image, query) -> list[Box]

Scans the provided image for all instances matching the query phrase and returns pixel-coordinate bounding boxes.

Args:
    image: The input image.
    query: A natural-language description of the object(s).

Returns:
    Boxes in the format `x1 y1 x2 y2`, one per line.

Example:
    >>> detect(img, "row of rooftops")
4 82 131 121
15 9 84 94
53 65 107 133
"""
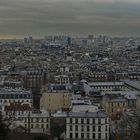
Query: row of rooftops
67 111 108 118
124 80 140 90
17 110 108 118
0 80 139 95
0 88 32 94
88 82 124 86
47 84 72 92
104 92 138 102
104 94 127 102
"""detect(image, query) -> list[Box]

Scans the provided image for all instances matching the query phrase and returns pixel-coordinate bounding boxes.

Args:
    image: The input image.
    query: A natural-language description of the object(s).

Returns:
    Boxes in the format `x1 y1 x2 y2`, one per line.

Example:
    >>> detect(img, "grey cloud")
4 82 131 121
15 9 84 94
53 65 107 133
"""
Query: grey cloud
0 0 140 38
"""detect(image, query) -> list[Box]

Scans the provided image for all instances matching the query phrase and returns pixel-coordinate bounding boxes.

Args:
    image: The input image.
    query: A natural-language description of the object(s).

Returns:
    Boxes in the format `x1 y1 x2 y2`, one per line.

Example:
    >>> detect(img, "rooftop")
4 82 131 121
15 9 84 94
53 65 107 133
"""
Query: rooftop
67 111 108 118
0 88 32 94
104 94 127 102
124 80 140 91
89 82 124 86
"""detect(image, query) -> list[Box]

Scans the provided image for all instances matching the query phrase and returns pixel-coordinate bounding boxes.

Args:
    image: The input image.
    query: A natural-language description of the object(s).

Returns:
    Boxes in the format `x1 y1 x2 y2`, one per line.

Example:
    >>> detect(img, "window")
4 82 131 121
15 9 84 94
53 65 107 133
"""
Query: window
81 133 84 138
112 108 114 112
118 103 119 107
106 126 108 131
70 125 72 131
87 119 90 124
35 124 39 128
41 118 44 122
81 118 84 124
87 126 90 131
98 118 101 124
41 124 44 128
75 133 78 138
46 118 48 122
105 118 108 124
25 124 27 128
98 133 101 139
106 133 108 139
98 126 101 132
92 118 95 124
36 118 39 122
75 125 78 131
30 118 33 123
87 133 90 139
92 126 95 131
70 133 72 138
92 133 95 139
70 118 72 123
81 125 84 131
111 103 114 107
31 124 33 128
25 118 27 123
46 124 48 128
75 118 78 124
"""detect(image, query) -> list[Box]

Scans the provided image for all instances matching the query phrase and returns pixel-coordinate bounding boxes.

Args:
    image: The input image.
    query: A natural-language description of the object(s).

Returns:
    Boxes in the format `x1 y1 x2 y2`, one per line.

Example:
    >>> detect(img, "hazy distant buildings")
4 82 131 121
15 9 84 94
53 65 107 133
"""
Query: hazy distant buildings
65 36 72 46
23 36 34 45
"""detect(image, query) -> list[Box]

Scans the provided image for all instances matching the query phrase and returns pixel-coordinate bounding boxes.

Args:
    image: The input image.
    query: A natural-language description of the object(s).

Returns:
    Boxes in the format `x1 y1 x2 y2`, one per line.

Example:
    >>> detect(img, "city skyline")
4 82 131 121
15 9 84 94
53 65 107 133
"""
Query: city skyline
1 0 140 38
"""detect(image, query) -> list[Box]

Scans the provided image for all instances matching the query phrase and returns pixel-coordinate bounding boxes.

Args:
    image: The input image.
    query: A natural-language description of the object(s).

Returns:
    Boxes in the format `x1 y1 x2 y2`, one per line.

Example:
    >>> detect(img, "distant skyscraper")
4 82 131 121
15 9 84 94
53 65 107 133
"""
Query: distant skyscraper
23 37 28 44
28 36 33 44
88 35 94 40
65 36 71 46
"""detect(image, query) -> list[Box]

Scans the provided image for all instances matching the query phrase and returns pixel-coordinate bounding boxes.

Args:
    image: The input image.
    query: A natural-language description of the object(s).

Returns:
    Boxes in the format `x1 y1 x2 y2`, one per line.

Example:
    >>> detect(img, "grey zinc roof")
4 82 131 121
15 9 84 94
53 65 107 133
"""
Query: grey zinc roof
88 82 124 86
124 80 140 90
0 88 32 94
67 111 108 118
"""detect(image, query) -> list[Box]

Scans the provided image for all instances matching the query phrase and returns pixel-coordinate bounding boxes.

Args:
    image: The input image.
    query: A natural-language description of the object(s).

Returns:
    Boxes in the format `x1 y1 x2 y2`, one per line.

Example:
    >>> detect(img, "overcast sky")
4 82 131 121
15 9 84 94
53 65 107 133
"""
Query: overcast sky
0 0 140 38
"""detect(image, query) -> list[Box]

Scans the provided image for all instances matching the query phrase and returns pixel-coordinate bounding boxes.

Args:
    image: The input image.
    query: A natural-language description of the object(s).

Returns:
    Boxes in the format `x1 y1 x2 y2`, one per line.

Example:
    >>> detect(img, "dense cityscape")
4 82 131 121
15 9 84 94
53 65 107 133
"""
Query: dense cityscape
0 35 140 140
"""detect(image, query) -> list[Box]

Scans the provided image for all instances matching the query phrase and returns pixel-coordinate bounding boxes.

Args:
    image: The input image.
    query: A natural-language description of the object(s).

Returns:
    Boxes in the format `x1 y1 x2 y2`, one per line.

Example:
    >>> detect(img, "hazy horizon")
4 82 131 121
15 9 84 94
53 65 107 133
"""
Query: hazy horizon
1 0 140 38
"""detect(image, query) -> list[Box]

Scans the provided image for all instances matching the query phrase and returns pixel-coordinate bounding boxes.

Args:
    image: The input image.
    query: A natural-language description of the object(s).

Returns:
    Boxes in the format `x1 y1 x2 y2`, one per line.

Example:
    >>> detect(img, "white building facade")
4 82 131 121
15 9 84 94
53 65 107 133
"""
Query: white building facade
66 111 109 140
20 110 50 134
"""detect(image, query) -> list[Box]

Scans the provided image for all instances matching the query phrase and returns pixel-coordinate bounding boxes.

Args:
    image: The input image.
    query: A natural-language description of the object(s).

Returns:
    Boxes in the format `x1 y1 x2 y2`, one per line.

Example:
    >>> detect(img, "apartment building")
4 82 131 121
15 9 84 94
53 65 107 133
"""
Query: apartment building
20 111 50 134
66 111 109 140
0 88 33 113
102 94 127 115
40 84 72 112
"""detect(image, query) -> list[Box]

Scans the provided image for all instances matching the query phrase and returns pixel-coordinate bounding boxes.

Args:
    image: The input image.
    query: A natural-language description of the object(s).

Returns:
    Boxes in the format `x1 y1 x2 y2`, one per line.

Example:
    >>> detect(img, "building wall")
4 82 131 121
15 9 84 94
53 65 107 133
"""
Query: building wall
89 74 107 82
66 117 109 140
0 89 33 113
89 82 125 93
102 99 127 115
21 115 50 134
40 92 71 112
72 105 98 113
54 75 70 84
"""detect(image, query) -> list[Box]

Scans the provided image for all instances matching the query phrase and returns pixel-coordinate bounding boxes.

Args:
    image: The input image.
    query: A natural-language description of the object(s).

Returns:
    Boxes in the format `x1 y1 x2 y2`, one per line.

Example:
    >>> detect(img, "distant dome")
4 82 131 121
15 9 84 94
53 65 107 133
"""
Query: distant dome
80 79 87 83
